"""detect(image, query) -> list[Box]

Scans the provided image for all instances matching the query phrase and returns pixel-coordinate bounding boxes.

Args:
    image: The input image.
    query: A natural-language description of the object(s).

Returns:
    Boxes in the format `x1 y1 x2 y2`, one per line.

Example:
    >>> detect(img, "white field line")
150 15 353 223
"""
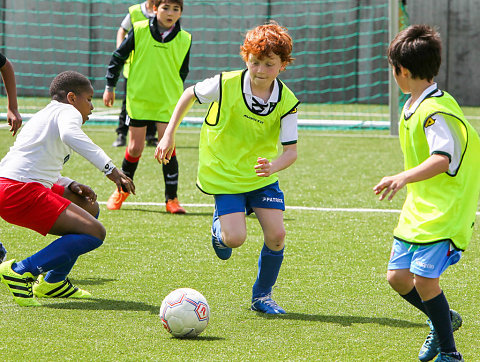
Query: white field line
98 201 480 215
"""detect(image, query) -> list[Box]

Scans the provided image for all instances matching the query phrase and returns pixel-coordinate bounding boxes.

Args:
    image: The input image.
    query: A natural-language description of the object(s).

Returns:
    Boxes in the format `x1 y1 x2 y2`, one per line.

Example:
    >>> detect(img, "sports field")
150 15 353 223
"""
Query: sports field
0 101 479 361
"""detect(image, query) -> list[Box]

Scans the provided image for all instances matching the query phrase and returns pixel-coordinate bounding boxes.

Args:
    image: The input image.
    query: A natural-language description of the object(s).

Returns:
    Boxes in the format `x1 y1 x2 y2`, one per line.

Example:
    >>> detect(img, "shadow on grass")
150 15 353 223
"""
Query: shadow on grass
69 277 116 286
166 335 225 341
43 297 159 314
252 311 424 328
122 208 213 217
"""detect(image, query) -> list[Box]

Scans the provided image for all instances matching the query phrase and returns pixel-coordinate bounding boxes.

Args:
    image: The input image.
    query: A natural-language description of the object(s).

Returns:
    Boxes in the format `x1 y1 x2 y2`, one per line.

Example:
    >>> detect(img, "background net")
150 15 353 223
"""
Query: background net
0 0 406 122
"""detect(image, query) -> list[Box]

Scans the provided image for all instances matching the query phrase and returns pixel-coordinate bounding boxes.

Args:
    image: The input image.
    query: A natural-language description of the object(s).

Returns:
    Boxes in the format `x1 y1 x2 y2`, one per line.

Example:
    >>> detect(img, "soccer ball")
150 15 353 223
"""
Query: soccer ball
159 288 210 338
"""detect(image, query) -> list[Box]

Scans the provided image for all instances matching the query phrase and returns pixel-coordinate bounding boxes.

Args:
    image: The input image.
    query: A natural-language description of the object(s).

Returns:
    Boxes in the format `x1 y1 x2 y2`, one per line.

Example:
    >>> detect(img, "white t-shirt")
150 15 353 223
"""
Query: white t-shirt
194 71 298 144
403 83 460 174
120 2 154 31
0 100 113 188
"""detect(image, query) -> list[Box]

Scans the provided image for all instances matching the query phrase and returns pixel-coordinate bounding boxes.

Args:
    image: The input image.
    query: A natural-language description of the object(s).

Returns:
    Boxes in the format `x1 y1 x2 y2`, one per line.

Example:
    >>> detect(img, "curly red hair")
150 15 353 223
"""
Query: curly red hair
240 21 294 65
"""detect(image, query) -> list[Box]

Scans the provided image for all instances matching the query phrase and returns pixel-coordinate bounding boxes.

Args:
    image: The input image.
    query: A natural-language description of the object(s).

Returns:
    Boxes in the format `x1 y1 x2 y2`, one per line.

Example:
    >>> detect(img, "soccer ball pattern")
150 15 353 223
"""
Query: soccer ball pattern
159 288 210 338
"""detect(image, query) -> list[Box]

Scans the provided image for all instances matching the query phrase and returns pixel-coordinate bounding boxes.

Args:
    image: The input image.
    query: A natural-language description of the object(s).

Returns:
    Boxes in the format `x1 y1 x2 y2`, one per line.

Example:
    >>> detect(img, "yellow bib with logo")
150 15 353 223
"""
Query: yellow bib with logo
197 70 299 194
395 91 480 250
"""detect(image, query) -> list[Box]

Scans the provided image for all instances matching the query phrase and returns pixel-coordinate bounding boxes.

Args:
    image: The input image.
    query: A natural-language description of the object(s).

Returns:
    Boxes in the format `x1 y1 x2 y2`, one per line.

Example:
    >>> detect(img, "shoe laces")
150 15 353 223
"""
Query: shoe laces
254 293 279 307
24 276 37 297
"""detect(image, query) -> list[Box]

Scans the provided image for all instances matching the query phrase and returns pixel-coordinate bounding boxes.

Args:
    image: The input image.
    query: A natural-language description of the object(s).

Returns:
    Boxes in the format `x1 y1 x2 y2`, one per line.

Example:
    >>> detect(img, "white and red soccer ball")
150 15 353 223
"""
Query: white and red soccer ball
159 288 210 338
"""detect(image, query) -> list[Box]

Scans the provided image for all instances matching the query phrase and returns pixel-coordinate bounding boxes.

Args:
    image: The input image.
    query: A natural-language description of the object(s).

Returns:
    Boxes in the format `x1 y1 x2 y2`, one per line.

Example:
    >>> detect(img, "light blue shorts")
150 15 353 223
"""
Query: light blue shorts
214 181 285 216
388 238 462 278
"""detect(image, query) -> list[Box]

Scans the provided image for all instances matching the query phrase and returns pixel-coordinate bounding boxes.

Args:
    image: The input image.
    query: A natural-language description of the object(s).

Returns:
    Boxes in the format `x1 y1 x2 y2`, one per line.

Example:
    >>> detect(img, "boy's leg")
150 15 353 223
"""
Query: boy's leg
251 208 286 314
412 242 463 361
107 125 145 210
416 277 461 360
0 202 104 306
157 123 185 213
387 268 427 314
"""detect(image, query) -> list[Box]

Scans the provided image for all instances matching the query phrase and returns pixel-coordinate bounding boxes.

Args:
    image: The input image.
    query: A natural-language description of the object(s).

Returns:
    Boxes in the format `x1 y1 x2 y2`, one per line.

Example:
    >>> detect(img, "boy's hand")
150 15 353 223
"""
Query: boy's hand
373 174 407 201
107 168 136 195
7 109 22 136
255 157 273 177
155 135 175 165
103 89 115 107
68 181 97 203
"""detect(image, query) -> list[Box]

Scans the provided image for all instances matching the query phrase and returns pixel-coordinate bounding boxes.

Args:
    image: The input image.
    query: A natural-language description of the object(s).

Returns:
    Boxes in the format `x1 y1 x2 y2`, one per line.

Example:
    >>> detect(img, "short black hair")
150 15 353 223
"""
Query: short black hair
155 0 183 10
49 71 92 102
388 24 442 81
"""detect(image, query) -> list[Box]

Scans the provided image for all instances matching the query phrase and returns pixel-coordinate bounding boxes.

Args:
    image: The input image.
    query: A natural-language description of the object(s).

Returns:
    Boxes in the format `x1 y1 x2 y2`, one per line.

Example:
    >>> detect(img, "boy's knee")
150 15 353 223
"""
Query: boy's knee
223 230 246 248
90 221 106 241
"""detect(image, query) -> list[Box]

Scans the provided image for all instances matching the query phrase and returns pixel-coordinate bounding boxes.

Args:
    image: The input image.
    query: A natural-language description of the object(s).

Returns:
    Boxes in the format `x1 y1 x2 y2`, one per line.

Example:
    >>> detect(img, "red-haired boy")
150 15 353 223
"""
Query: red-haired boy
156 21 300 314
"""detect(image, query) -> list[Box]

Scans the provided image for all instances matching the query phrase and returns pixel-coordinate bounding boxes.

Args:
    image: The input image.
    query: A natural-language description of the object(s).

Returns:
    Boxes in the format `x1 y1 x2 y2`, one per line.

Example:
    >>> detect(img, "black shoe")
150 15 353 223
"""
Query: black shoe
112 134 126 147
146 136 158 147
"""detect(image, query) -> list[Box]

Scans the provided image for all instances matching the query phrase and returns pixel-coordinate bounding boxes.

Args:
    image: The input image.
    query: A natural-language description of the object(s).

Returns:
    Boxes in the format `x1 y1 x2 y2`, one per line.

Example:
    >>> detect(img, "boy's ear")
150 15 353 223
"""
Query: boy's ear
399 65 410 78
66 91 76 105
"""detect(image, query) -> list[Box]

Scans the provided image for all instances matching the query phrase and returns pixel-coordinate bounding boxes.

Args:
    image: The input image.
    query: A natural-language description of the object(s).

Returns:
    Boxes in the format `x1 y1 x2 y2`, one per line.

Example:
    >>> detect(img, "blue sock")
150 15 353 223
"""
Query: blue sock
12 234 103 276
423 291 456 353
44 257 78 283
252 244 284 299
212 207 227 247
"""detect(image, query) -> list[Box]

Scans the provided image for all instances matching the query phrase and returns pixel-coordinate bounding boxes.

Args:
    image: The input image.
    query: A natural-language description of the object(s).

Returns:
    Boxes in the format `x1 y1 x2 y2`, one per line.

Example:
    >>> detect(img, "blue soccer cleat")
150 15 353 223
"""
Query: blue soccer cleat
211 229 232 260
418 310 462 361
251 294 286 314
0 242 6 263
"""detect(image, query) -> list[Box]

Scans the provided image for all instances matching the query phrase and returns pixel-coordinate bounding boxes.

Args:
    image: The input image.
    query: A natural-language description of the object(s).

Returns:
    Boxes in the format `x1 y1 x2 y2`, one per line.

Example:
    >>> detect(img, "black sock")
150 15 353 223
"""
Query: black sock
163 155 178 201
423 291 456 353
400 286 427 315
121 157 139 192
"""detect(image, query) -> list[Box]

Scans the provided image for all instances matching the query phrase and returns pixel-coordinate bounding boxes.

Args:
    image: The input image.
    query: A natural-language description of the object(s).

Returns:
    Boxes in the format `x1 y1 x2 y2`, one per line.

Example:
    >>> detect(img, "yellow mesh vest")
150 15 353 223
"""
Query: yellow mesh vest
126 20 191 121
122 4 147 78
395 91 480 250
196 70 300 194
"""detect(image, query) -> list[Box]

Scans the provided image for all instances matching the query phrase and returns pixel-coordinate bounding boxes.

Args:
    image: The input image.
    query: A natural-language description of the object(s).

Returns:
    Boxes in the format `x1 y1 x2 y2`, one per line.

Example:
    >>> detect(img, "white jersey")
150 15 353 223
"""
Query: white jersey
0 100 113 188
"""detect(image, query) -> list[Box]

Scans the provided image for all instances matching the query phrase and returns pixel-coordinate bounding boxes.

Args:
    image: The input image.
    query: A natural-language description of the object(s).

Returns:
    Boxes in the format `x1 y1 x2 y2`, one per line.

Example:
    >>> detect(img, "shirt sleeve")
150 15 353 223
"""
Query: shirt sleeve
105 30 135 87
120 13 132 31
280 110 298 145
57 107 114 172
424 113 461 173
193 74 220 104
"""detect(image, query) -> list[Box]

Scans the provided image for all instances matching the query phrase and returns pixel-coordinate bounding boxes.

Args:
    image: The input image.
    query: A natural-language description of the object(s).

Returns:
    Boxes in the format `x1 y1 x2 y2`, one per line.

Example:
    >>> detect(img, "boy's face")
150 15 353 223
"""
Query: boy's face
246 53 285 90
155 1 182 29
68 86 94 124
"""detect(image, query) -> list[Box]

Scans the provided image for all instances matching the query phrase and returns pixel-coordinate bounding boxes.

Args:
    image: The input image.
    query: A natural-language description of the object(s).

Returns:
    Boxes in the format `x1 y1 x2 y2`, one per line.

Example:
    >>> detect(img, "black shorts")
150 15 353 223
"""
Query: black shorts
126 117 160 128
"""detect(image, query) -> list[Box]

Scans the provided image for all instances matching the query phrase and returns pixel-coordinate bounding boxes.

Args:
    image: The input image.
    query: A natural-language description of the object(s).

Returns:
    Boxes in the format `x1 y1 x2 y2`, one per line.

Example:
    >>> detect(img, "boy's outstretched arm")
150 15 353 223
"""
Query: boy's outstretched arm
155 86 197 164
106 168 135 195
0 58 22 136
373 153 449 201
255 143 297 177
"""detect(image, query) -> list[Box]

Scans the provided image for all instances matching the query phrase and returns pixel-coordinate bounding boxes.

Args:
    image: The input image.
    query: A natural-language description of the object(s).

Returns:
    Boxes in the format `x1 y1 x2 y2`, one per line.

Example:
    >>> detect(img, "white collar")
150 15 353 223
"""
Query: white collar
404 83 440 118
243 70 279 104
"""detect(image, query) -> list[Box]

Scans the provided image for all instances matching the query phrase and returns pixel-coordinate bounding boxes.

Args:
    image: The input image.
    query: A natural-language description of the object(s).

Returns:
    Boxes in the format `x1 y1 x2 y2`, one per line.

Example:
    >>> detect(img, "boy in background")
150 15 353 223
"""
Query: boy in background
374 25 480 362
111 0 157 148
0 71 135 307
0 51 23 262
156 21 300 314
104 0 191 214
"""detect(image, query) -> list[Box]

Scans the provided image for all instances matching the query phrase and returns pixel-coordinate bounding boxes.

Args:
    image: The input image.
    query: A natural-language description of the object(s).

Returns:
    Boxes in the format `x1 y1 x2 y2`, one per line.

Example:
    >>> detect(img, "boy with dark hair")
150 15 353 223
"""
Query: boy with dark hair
0 70 135 307
103 0 191 214
156 21 299 314
111 0 157 148
0 51 22 262
374 24 480 362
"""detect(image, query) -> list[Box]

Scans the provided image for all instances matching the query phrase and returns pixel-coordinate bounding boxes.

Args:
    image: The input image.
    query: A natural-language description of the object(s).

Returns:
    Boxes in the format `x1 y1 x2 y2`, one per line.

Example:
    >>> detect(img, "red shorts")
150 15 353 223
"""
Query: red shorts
0 178 70 236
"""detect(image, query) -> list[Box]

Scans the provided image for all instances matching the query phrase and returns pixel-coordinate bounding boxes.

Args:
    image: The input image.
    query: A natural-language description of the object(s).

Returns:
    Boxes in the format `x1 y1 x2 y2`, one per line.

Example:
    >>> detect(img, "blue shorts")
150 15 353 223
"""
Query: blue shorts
388 238 462 278
214 181 285 216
